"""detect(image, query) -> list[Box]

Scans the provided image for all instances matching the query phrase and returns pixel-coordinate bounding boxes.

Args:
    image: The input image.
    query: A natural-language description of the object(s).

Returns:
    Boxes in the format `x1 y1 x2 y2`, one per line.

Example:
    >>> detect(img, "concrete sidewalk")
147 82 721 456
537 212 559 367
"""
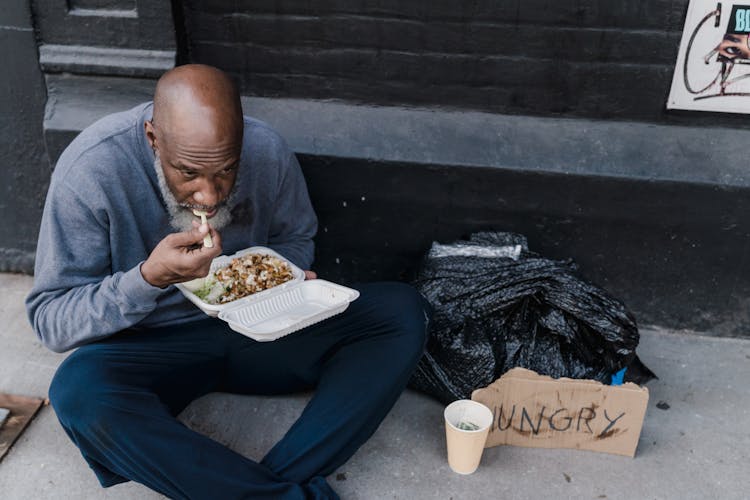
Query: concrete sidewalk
1 272 748 499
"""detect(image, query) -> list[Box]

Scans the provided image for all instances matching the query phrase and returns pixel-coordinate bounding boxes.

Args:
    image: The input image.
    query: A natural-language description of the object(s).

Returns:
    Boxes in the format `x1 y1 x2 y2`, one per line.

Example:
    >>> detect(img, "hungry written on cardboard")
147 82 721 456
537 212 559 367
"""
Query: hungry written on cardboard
472 368 649 457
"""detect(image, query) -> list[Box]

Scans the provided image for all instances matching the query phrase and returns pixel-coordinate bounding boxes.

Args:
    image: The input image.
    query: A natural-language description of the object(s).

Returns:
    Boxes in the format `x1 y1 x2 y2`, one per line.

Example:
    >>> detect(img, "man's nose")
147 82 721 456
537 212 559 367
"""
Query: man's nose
193 180 222 208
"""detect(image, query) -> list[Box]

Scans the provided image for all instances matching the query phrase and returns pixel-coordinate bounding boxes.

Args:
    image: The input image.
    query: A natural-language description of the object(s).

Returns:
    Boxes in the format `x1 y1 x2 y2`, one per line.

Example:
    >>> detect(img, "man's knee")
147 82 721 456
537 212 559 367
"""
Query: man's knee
49 350 120 433
358 281 431 356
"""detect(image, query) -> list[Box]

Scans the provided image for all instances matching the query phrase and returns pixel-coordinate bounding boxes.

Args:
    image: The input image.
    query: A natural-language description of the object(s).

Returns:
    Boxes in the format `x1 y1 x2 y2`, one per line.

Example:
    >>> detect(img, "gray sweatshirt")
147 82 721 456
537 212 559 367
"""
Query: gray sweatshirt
26 103 317 353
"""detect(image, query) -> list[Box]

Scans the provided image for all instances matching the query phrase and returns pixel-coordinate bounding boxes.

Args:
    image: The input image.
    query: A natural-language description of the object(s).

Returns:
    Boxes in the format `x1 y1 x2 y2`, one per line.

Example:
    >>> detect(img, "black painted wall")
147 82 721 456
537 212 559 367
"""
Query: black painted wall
175 0 750 336
0 0 48 272
304 155 750 337
183 0 750 129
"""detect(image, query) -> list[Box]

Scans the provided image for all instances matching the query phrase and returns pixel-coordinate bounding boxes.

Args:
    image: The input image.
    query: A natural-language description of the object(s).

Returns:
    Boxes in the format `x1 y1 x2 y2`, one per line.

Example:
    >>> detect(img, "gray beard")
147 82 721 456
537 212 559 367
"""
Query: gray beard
153 153 233 232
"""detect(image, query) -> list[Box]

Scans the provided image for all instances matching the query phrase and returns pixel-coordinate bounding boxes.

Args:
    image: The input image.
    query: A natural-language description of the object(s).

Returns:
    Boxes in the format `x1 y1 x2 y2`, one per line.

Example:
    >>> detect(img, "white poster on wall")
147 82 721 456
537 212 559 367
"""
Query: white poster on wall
668 1 750 113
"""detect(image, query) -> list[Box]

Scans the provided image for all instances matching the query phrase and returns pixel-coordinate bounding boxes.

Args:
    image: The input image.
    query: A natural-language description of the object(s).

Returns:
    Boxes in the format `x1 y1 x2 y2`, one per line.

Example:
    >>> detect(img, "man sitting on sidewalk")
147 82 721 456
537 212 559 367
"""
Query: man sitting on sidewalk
26 64 430 499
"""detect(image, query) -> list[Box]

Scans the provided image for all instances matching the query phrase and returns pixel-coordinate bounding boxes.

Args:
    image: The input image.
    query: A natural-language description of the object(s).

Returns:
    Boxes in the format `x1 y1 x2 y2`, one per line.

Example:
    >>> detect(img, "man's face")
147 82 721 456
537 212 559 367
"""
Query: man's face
145 119 241 219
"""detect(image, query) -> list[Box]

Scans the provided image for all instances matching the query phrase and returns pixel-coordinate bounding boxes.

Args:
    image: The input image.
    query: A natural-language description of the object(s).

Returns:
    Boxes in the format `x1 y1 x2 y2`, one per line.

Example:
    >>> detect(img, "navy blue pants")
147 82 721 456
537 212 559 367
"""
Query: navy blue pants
49 282 430 499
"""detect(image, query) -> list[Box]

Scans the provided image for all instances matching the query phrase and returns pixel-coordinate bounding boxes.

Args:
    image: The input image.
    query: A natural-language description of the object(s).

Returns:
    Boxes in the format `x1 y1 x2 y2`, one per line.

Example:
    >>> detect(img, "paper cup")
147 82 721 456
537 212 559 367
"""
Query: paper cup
444 399 493 474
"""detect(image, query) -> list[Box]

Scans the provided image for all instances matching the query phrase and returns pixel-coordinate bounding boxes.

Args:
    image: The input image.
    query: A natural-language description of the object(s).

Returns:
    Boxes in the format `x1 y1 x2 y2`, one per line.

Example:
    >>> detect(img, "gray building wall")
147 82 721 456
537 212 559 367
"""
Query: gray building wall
0 0 48 272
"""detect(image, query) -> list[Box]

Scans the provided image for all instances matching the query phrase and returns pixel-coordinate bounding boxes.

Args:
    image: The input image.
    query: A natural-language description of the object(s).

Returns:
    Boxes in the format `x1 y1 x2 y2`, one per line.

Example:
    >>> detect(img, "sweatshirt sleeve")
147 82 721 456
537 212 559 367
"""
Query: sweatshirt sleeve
25 181 167 353
267 149 318 271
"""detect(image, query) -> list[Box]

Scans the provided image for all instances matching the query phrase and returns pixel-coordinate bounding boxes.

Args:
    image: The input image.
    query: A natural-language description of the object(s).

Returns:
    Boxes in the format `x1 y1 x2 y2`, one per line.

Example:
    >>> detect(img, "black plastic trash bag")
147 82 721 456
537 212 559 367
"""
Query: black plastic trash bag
409 232 655 404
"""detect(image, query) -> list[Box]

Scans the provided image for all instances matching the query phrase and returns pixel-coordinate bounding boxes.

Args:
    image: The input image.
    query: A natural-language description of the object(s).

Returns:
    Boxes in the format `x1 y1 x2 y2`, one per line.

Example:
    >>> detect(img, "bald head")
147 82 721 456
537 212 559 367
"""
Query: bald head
152 64 243 146
145 65 243 219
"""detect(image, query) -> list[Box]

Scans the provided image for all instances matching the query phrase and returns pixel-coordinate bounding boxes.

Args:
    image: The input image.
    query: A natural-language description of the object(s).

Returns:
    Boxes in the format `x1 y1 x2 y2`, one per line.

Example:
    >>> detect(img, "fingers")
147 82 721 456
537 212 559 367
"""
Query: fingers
169 224 213 248
188 226 221 273
304 270 317 280
168 224 222 254
142 223 227 287
206 224 222 252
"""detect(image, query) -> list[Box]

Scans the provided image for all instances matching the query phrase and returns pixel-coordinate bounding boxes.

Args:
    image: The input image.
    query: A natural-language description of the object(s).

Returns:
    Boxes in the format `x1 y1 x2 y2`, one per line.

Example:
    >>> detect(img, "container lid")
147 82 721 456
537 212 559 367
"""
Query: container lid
218 279 360 341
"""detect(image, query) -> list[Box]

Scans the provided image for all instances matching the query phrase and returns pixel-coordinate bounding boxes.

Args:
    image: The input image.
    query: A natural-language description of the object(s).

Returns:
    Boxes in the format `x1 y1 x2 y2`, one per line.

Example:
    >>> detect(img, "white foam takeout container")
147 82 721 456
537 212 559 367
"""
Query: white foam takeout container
175 246 359 341
175 246 305 318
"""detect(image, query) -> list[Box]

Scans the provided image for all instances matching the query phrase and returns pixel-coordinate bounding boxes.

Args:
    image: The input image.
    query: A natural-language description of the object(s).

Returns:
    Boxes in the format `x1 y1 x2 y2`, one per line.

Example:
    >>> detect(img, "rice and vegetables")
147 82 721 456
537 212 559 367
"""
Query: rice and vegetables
183 253 295 305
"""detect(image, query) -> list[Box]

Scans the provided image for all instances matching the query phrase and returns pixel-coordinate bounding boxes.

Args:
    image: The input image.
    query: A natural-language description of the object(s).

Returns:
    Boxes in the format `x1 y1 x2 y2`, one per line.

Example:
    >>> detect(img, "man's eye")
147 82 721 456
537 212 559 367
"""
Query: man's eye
181 170 198 179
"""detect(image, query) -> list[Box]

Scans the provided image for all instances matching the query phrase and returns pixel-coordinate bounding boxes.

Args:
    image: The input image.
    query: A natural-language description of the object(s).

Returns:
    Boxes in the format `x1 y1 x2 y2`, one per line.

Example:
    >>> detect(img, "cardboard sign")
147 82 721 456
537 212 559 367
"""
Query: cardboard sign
471 368 649 457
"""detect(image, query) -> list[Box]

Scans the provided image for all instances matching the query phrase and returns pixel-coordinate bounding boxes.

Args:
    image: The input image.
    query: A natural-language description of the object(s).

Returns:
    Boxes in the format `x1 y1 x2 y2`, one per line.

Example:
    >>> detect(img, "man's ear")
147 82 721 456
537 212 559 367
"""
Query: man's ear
144 120 157 151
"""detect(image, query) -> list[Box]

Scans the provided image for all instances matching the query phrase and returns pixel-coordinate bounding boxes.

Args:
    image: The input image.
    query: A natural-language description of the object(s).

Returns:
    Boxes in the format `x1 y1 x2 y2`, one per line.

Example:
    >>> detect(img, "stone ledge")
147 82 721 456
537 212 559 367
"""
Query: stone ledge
39 44 174 78
44 74 750 190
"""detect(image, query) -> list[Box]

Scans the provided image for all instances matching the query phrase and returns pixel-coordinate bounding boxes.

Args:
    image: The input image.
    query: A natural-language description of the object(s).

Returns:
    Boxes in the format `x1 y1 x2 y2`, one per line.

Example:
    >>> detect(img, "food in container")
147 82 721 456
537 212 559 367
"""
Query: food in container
183 253 295 305
175 246 359 341
176 247 305 317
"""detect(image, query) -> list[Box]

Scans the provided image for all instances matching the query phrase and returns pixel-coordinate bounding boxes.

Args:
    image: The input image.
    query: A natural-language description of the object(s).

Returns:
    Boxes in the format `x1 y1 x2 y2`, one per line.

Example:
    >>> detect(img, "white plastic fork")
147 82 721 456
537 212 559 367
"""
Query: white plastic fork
192 209 214 248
